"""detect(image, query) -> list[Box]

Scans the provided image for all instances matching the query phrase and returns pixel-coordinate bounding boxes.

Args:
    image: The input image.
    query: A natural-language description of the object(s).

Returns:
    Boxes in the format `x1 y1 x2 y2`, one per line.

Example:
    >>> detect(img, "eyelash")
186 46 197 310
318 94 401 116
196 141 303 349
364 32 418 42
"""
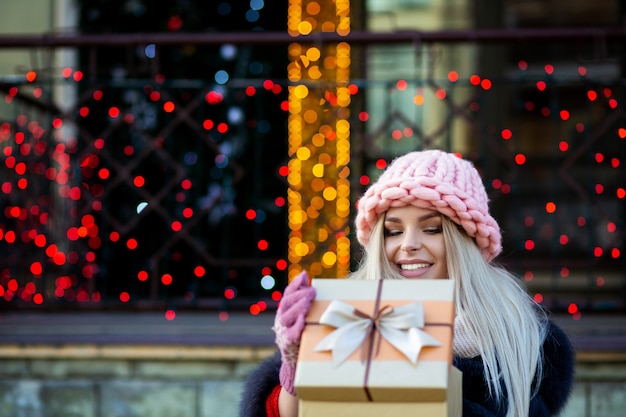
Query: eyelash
384 226 442 237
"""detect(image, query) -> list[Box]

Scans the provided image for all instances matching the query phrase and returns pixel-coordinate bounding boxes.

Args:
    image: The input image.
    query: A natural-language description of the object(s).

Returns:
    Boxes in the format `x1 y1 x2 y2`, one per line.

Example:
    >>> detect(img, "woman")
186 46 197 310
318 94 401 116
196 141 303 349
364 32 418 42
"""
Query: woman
239 149 574 417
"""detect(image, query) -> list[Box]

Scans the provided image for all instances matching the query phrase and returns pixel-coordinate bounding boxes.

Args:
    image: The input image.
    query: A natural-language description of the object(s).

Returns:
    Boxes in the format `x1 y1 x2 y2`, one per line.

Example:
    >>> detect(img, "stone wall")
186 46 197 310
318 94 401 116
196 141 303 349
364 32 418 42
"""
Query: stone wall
1 352 626 417
0 346 271 417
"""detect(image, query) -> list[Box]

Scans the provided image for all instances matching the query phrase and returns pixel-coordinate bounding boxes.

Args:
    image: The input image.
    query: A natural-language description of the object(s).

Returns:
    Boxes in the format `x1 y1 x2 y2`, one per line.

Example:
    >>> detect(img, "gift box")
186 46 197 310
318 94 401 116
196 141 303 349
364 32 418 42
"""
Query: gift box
294 279 459 416
298 367 462 417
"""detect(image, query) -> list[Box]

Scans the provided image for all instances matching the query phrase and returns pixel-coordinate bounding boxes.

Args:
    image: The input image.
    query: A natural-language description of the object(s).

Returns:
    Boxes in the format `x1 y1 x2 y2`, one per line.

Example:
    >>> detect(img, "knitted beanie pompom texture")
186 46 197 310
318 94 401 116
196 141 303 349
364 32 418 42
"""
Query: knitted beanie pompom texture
355 150 502 261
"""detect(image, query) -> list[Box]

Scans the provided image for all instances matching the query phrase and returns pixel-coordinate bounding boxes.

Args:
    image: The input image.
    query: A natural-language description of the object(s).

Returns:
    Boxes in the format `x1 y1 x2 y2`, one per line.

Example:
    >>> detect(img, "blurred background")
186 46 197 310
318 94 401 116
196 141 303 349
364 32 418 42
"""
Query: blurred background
0 0 625 416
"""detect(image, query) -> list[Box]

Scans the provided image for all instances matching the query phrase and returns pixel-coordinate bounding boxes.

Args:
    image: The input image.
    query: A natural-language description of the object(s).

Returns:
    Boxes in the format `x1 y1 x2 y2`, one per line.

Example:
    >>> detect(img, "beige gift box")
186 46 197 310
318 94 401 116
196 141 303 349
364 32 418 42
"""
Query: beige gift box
298 367 462 417
294 279 461 417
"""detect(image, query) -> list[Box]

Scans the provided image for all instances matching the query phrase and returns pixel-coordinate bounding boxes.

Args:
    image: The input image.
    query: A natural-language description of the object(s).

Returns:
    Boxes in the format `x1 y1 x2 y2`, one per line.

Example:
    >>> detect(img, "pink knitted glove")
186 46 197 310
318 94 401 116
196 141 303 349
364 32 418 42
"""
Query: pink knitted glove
273 270 316 395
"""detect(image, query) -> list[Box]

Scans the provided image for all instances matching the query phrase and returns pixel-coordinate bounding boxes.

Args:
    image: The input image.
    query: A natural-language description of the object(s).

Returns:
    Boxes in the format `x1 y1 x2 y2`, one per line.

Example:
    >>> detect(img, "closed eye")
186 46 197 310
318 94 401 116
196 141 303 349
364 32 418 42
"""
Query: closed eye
384 228 402 237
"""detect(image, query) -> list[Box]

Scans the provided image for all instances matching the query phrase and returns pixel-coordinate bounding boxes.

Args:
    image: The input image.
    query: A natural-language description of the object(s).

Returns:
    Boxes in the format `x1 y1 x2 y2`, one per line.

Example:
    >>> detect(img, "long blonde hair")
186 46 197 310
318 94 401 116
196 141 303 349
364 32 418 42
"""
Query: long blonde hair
350 214 548 417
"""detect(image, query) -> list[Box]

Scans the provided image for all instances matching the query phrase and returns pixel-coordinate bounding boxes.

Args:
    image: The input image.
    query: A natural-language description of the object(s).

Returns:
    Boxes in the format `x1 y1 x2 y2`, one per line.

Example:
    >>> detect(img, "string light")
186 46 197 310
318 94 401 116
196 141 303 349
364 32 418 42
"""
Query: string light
287 0 351 280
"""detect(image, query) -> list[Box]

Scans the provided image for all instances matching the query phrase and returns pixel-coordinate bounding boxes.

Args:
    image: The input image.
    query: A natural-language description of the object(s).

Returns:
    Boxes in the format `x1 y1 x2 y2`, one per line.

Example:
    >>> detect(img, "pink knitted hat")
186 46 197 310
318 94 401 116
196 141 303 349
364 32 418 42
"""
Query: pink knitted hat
355 149 502 261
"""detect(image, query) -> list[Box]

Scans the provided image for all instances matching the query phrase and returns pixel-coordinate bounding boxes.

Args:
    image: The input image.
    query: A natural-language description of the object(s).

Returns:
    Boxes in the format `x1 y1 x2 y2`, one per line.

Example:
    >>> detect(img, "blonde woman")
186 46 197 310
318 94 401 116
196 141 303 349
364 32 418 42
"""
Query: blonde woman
239 149 574 417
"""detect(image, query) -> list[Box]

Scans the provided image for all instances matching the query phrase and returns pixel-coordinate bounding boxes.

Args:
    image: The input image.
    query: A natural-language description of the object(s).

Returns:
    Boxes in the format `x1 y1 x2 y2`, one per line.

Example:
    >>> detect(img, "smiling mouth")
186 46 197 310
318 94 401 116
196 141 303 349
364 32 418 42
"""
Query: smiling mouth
400 263 431 271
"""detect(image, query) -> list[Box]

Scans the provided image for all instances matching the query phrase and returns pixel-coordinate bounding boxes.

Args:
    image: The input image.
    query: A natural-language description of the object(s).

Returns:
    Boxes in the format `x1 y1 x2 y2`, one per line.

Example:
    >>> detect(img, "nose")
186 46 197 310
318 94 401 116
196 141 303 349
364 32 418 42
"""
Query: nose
401 231 422 252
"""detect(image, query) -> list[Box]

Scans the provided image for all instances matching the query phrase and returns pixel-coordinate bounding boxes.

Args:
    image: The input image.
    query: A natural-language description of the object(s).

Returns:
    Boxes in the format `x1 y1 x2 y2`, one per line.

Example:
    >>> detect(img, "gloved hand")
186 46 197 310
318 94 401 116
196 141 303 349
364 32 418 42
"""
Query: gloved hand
272 270 316 396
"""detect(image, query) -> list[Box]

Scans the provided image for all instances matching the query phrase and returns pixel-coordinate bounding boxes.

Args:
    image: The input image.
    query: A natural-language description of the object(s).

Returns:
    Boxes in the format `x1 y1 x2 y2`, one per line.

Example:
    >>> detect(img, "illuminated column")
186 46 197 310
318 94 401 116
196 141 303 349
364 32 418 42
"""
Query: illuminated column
287 0 351 280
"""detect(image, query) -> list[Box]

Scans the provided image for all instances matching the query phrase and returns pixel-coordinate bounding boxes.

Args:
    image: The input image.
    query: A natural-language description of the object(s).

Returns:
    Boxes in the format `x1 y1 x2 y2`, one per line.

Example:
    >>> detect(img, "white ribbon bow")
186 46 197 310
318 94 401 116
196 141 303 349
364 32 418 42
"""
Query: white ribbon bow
313 300 441 367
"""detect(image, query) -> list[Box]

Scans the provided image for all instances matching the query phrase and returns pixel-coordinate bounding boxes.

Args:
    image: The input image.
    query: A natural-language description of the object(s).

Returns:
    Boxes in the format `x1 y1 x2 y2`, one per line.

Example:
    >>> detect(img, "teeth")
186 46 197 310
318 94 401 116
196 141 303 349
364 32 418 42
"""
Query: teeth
400 263 430 271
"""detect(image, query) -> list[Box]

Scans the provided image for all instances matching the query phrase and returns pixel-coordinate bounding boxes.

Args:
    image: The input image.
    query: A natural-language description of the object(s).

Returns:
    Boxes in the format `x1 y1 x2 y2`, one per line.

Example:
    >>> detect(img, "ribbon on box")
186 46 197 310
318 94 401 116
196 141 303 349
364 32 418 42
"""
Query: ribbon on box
313 280 441 367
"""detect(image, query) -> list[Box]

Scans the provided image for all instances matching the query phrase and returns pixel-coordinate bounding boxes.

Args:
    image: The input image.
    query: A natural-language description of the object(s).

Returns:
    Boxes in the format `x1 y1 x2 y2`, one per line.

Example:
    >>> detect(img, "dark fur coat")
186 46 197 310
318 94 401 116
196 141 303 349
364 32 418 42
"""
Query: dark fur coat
238 321 574 417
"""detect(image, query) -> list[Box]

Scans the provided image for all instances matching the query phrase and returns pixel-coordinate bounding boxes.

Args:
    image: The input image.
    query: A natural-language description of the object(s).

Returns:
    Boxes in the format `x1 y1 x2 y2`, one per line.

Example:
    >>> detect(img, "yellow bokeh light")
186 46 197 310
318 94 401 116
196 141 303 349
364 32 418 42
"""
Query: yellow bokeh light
318 228 329 242
306 206 320 219
312 163 324 178
321 22 336 32
308 66 322 79
310 262 322 276
306 47 321 61
322 251 338 267
295 242 310 256
336 120 350 134
294 85 309 99
311 178 325 192
337 138 350 153
288 43 302 56
288 118 303 133
298 21 313 35
337 182 350 197
329 216 346 230
337 20 350 36
318 153 330 164
337 237 350 251
304 17 317 31
289 209 307 226
312 133 325 147
306 1 320 15
337 55 350 69
336 197 350 216
323 56 337 69
297 146 311 161
287 188 301 203
303 109 318 123
319 125 333 137
287 174 301 187
323 187 338 201
311 196 325 210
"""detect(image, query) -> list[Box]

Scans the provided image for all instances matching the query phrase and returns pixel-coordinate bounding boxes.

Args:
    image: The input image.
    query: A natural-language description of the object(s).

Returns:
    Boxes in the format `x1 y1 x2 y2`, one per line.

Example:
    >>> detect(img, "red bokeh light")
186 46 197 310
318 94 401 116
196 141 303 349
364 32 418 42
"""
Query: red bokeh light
133 176 145 187
275 196 286 207
161 274 173 285
249 304 261 315
30 262 43 276
163 101 175 112
224 287 236 299
138 271 149 282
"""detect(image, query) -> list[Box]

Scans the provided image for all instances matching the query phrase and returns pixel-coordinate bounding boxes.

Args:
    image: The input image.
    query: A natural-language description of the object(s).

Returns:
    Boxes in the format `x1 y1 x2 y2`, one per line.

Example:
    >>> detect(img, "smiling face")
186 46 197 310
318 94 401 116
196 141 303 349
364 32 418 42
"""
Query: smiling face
383 205 449 279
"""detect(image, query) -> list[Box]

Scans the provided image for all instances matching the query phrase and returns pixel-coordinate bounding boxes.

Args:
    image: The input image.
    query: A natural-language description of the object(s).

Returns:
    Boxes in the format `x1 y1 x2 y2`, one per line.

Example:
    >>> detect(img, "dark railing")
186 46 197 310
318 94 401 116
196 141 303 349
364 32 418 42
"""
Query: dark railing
2 27 626 47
